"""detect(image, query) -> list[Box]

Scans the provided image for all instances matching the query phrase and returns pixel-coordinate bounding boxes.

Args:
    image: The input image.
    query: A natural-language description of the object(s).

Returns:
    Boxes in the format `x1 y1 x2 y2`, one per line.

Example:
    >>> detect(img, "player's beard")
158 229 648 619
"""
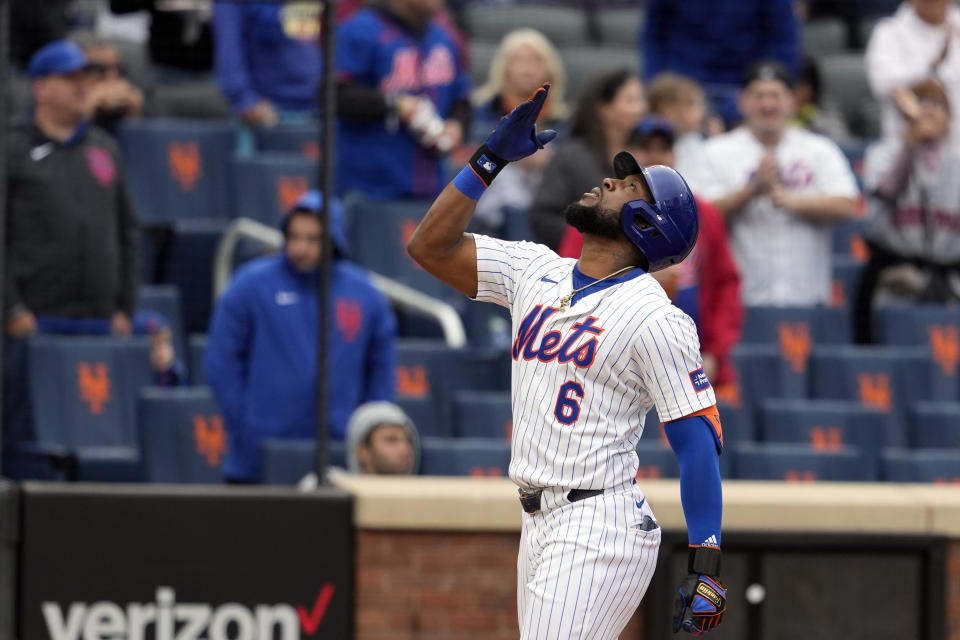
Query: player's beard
564 202 622 239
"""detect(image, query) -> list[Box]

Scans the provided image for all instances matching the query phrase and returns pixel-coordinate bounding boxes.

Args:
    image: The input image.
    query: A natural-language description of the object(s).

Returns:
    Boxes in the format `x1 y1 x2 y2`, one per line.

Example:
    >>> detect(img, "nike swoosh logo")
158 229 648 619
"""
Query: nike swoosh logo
539 276 558 283
635 498 646 509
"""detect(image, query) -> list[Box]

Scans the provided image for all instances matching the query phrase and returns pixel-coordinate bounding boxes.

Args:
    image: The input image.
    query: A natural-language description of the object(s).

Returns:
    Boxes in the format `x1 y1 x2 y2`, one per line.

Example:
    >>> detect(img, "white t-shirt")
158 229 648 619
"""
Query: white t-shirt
865 3 960 145
699 126 859 306
473 234 716 490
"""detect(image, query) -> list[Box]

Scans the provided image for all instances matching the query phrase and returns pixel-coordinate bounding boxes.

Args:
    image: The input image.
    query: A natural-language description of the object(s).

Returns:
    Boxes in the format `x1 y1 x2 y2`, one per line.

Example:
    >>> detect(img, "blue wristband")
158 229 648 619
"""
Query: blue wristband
453 166 487 200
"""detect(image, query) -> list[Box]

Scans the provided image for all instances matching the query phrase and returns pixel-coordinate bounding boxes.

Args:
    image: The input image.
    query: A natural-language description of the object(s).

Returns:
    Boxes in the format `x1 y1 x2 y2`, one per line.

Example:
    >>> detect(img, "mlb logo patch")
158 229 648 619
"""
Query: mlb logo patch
478 154 497 173
689 368 711 393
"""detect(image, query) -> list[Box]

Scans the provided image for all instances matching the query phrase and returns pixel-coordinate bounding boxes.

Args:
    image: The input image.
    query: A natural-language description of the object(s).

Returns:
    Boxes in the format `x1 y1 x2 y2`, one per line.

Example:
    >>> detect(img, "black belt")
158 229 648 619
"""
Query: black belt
519 481 633 515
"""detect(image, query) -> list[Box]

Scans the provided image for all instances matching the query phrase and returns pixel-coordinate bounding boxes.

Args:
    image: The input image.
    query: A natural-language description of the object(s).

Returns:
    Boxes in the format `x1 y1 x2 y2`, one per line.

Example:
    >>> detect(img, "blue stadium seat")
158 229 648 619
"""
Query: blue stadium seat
231 154 319 225
138 387 226 483
454 390 512 439
831 218 871 260
419 437 510 476
729 344 808 419
741 306 851 361
162 218 230 333
138 284 186 364
395 340 508 428
718 400 754 444
189 334 208 385
346 198 455 302
831 256 865 308
463 301 513 350
810 345 957 416
881 448 960 483
811 306 853 345
260 439 347 485
760 398 903 476
253 124 321 158
117 119 235 221
395 395 448 439
730 442 873 481
634 442 679 479
875 305 960 392
910 402 960 448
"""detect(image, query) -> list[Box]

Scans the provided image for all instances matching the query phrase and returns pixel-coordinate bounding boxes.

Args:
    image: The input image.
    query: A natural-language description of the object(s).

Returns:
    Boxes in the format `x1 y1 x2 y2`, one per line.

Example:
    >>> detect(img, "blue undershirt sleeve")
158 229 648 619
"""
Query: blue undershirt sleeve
664 412 723 548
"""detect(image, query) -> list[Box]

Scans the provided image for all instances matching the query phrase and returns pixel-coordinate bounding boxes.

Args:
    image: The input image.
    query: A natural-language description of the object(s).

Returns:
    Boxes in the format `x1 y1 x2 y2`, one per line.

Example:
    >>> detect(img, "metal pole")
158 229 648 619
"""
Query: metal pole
0 0 10 478
315 0 335 484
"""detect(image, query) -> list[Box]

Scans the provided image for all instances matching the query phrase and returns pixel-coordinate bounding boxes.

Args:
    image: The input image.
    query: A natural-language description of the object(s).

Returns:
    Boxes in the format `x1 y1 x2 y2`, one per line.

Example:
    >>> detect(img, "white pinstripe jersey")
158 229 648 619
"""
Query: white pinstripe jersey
473 234 717 490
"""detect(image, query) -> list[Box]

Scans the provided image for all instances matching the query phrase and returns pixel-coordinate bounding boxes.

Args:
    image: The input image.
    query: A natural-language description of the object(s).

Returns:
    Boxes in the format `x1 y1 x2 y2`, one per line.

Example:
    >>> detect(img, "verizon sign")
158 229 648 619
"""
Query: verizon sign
19 486 353 640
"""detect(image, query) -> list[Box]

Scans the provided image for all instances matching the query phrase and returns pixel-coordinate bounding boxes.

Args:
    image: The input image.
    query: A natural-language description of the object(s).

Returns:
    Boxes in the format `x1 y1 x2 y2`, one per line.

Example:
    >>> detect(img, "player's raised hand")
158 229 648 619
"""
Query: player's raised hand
484 82 558 162
672 573 726 636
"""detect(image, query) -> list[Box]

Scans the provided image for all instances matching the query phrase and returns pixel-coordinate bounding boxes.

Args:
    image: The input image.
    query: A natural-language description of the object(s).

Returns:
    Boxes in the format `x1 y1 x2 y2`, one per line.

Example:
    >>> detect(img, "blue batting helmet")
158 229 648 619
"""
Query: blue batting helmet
613 151 698 272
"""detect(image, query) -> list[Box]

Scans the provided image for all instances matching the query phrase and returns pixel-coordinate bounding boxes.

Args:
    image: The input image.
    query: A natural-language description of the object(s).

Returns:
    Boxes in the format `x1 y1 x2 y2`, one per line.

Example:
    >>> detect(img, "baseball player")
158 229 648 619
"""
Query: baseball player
409 83 726 638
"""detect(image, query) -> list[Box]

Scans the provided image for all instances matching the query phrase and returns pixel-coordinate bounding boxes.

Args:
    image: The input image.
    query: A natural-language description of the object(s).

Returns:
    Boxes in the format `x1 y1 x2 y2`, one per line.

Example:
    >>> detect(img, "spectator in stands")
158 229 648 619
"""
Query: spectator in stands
557 118 743 387
345 401 420 475
205 191 397 483
5 40 139 340
213 2 320 129
469 28 568 236
335 0 471 200
643 0 798 126
79 38 144 135
646 72 717 190
866 0 960 145
529 68 645 248
699 60 860 307
110 0 213 74
854 79 960 343
791 57 852 144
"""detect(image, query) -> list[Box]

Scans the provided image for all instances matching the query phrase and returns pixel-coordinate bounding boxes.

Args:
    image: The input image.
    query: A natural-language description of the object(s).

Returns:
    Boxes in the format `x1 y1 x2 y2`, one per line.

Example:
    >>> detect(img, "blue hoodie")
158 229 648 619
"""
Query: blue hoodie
213 2 321 113
205 196 396 481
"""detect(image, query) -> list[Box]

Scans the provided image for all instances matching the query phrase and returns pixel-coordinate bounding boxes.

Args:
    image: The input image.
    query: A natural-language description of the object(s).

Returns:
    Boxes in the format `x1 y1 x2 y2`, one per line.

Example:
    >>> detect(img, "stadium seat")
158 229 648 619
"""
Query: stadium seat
463 4 588 46
148 80 231 119
802 18 848 54
253 124 321 158
730 442 873 481
742 305 852 347
346 198 455 302
395 395 448 439
138 284 187 363
810 345 957 415
634 442 679 479
454 390 512 440
462 300 513 350
117 119 235 221
260 439 347 485
874 306 960 389
881 448 960 483
419 437 510 476
831 256 865 308
596 8 645 46
718 400 754 444
818 53 879 138
189 334 208 386
831 218 870 261
910 402 960 449
138 387 226 483
561 47 641 105
161 218 231 334
230 154 319 225
729 344 808 419
760 398 903 475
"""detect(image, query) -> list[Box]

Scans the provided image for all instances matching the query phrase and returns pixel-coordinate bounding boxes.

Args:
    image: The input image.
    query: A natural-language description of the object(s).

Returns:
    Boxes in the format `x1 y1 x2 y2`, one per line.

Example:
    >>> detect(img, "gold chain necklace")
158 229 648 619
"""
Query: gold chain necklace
557 266 635 311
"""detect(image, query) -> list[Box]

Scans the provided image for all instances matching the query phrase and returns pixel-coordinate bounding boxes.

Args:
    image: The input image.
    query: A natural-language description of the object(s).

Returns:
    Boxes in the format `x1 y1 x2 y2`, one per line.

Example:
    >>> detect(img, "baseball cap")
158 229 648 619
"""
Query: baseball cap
629 117 676 149
743 60 793 89
28 40 88 79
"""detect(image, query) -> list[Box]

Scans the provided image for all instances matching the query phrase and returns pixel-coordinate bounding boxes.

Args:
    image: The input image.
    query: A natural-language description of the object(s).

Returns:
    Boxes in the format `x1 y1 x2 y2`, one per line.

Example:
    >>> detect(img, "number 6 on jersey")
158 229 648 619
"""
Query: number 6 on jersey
554 381 584 425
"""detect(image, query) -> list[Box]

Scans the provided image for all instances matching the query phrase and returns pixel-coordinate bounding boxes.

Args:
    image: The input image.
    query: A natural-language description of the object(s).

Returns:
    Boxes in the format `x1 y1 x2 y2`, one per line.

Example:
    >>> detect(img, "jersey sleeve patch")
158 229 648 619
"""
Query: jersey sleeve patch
689 368 711 393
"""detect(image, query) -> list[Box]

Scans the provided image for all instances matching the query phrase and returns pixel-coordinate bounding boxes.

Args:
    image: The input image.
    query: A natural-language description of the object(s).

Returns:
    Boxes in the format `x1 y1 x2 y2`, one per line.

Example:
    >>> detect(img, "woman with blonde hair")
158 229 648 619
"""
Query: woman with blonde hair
469 29 569 237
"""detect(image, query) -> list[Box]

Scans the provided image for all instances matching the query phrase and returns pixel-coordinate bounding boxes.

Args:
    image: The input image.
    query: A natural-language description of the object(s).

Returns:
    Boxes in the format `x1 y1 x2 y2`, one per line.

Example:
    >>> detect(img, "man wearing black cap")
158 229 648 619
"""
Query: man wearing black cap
699 60 860 307
5 40 138 338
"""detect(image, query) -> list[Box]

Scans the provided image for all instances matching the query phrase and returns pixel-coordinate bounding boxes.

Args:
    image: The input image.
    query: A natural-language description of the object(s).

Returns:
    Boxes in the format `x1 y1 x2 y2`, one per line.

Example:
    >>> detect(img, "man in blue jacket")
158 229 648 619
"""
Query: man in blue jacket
205 191 397 483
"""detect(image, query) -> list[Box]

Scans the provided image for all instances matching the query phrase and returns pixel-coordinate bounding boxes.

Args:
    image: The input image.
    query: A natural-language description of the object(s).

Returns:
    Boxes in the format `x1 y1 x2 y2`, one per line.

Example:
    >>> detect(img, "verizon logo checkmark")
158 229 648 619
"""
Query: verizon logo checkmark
297 584 336 635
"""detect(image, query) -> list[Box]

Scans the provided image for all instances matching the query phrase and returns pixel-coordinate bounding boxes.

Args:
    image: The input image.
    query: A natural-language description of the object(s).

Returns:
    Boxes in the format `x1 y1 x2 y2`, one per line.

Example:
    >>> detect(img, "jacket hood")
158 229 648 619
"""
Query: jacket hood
346 401 421 473
283 190 349 258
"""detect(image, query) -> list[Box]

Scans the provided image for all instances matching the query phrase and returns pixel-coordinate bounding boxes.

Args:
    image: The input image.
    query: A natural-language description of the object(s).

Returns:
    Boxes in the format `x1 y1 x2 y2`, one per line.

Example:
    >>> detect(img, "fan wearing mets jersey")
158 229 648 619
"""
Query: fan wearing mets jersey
408 83 726 639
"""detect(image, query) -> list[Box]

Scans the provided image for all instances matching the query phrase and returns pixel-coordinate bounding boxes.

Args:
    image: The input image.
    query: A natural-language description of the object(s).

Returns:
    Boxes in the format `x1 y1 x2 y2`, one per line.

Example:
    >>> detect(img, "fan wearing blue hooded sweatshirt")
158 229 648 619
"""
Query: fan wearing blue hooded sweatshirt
205 191 397 483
